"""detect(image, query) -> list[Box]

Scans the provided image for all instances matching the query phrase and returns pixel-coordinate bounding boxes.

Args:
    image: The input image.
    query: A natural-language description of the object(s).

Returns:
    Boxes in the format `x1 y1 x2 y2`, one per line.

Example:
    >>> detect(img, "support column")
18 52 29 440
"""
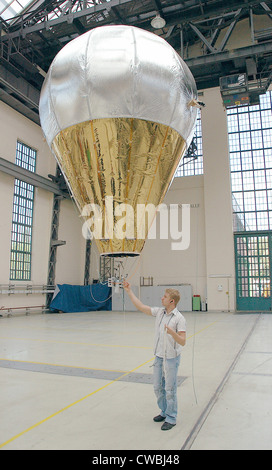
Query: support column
99 256 114 283
84 240 91 285
202 88 236 311
46 167 67 307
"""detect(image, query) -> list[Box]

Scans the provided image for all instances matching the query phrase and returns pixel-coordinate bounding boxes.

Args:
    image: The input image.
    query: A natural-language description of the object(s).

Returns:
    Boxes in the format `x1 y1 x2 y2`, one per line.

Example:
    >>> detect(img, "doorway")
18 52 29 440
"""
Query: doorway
235 232 272 311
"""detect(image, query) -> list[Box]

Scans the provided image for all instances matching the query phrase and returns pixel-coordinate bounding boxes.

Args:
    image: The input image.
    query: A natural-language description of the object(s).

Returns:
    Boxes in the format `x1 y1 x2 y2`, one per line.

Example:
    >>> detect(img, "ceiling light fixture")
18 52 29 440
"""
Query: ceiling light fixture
151 13 166 29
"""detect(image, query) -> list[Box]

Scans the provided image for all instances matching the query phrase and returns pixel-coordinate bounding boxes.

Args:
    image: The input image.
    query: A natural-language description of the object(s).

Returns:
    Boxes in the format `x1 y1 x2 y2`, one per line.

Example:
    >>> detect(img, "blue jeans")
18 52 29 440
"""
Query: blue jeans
153 355 181 424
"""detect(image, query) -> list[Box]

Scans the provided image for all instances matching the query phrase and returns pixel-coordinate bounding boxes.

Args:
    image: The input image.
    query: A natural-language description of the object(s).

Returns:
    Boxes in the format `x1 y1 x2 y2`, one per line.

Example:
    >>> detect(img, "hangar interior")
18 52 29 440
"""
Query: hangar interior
1 0 272 451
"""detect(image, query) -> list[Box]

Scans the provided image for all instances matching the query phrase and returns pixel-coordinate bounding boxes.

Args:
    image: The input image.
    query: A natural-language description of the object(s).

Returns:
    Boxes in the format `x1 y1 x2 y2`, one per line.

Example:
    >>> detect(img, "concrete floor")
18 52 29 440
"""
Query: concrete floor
0 309 271 450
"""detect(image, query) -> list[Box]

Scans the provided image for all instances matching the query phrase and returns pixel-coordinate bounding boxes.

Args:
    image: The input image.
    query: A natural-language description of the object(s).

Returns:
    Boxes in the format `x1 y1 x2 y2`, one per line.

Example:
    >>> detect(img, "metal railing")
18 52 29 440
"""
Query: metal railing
0 284 56 316
0 284 55 295
0 304 47 317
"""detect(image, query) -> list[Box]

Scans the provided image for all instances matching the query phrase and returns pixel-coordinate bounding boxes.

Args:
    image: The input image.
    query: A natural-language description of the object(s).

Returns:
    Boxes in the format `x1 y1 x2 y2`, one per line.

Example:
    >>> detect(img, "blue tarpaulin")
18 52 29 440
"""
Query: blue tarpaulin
49 284 112 313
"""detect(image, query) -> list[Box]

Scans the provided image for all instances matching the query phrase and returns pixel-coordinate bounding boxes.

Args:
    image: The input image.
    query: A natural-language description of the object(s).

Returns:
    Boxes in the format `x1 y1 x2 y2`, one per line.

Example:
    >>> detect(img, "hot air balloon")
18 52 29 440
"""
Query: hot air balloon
39 25 198 258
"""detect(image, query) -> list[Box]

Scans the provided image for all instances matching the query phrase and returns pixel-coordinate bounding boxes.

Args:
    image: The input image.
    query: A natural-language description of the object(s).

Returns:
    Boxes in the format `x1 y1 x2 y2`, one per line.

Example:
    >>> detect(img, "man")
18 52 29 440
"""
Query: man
123 281 186 431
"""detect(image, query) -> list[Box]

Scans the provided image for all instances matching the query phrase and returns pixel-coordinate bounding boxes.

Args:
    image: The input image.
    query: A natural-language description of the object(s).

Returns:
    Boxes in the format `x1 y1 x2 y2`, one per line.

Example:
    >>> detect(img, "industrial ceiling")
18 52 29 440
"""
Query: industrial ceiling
1 0 272 125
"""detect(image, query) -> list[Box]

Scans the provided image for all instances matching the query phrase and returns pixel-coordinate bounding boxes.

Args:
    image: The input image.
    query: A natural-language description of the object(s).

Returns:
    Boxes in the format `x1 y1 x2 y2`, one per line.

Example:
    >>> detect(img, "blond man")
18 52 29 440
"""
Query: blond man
123 282 186 431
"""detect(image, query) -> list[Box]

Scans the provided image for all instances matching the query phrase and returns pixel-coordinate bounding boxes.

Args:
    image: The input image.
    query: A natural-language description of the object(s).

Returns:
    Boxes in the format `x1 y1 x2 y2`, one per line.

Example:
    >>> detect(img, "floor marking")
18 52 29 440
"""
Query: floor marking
0 357 154 449
0 336 152 350
0 358 187 385
181 314 261 450
0 320 218 349
0 358 126 373
187 321 218 340
0 319 218 449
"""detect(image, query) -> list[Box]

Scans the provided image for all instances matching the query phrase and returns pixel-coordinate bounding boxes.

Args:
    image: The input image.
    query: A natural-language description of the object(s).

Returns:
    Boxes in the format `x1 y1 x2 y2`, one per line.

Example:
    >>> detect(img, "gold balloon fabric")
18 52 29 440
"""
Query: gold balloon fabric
52 117 186 256
39 26 198 258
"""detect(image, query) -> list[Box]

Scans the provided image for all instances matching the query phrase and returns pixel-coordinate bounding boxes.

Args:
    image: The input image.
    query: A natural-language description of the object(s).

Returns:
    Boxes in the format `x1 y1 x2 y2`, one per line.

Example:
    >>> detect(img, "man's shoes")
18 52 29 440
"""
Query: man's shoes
161 422 176 431
153 414 165 422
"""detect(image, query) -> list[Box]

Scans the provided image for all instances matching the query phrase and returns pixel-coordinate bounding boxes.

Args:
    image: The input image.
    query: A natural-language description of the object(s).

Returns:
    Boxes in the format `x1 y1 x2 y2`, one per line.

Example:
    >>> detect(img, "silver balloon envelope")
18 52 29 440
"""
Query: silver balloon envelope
39 25 198 257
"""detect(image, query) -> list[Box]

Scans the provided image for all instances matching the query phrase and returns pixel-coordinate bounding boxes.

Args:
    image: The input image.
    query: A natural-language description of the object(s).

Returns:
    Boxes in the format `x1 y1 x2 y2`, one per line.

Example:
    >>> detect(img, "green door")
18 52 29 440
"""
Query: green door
235 233 272 311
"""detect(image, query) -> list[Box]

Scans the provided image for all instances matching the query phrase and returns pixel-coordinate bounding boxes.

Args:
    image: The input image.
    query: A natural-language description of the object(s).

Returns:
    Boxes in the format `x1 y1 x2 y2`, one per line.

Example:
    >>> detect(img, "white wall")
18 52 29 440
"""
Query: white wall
0 102 86 312
138 175 206 297
202 88 235 311
55 197 86 285
0 85 237 313
1 12 266 313
92 87 235 312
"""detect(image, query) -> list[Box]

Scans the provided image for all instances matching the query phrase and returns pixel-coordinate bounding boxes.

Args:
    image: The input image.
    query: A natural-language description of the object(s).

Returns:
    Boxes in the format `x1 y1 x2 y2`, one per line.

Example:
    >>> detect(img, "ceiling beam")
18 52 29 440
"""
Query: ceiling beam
189 22 217 53
218 8 243 52
1 0 134 39
185 41 272 68
2 0 267 41
0 156 69 197
260 1 272 20
0 64 39 109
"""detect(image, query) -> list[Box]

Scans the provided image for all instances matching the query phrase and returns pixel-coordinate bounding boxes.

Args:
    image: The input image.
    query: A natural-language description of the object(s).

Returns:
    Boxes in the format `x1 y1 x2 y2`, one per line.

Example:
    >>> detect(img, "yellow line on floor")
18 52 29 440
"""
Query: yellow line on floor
0 321 218 375
0 357 154 449
0 336 152 349
0 321 218 349
187 321 218 339
0 320 218 449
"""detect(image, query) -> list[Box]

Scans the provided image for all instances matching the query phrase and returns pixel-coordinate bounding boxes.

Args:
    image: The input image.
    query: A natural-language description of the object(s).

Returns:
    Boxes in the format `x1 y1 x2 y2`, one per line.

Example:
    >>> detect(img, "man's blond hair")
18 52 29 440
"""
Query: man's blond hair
165 288 180 306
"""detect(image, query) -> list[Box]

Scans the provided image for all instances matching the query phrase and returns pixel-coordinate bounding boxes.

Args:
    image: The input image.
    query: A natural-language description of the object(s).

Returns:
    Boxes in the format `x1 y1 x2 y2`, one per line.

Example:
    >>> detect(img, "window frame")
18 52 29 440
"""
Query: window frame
227 91 272 232
175 109 203 177
9 140 36 281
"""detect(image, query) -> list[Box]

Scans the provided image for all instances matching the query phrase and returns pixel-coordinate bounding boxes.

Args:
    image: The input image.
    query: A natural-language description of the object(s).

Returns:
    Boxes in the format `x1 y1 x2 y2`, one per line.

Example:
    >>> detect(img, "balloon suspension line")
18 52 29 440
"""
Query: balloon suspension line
192 205 199 405
90 252 142 306
107 253 142 292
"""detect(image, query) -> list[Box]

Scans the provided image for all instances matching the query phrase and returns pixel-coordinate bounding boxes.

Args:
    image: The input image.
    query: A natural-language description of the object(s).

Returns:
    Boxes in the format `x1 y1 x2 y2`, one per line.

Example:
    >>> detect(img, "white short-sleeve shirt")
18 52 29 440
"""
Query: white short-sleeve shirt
151 307 186 359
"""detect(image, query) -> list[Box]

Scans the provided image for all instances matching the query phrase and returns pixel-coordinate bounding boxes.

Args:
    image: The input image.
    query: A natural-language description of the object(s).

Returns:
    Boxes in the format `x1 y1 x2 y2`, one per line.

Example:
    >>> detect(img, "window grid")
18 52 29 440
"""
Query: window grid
175 110 203 177
15 140 36 172
236 234 270 298
227 91 272 231
10 141 36 281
